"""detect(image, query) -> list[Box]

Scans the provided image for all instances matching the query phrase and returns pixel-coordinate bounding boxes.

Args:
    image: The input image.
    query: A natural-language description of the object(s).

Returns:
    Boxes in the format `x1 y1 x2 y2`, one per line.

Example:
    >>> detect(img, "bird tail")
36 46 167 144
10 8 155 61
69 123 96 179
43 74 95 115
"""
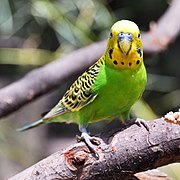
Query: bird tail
16 119 44 132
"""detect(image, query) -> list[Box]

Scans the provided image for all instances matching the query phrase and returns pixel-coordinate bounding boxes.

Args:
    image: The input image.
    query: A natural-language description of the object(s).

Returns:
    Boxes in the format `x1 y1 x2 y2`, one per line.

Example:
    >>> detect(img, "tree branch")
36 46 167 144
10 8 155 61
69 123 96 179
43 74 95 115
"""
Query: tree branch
9 114 180 180
142 0 180 53
0 0 180 118
0 41 105 118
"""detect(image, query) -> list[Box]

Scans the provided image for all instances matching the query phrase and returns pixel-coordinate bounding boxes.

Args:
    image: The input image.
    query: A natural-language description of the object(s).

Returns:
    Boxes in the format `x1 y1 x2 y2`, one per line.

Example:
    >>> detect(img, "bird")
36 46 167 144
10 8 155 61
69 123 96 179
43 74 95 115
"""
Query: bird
17 20 147 156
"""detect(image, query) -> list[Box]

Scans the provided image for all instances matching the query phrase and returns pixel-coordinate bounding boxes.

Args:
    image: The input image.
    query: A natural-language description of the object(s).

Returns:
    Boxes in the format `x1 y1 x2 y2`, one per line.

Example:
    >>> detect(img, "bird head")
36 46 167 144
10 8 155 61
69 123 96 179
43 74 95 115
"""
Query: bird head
106 20 143 70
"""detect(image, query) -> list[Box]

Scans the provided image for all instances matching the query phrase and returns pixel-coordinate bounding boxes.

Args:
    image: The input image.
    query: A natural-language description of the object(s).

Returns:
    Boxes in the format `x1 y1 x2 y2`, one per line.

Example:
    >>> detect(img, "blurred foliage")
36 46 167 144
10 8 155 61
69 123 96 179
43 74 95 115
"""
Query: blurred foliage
0 0 179 179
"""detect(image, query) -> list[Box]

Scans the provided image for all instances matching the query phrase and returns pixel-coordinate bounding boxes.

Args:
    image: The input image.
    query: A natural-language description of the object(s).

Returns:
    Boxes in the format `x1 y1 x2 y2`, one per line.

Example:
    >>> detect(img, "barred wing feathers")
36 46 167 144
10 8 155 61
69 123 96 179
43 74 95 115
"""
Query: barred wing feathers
43 58 104 119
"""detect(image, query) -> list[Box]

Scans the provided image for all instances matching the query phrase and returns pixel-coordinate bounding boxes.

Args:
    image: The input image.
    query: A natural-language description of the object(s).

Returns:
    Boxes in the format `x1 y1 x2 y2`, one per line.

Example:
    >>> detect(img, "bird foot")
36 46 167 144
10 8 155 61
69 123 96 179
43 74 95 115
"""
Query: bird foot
76 132 100 159
126 118 149 131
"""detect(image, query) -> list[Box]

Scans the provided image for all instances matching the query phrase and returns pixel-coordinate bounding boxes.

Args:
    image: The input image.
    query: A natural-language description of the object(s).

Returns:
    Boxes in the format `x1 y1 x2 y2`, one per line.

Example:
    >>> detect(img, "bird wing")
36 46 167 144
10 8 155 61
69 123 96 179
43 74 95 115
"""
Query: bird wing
43 58 104 119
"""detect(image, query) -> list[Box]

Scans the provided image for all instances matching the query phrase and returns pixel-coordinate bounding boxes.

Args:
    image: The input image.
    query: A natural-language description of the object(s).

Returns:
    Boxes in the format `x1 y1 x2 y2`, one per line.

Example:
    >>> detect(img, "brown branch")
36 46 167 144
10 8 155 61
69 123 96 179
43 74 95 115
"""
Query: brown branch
0 41 106 118
9 115 180 180
0 0 180 118
142 0 180 53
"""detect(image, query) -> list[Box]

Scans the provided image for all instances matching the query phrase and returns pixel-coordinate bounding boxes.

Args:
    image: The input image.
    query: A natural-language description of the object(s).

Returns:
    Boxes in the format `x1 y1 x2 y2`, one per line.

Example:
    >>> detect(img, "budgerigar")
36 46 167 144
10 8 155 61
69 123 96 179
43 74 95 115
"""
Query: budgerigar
17 20 147 155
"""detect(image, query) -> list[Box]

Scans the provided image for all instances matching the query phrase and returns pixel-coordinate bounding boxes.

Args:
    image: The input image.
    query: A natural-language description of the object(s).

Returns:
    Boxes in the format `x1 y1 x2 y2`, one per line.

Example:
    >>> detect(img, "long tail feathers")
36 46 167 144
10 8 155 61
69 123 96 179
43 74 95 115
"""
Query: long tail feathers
16 119 44 132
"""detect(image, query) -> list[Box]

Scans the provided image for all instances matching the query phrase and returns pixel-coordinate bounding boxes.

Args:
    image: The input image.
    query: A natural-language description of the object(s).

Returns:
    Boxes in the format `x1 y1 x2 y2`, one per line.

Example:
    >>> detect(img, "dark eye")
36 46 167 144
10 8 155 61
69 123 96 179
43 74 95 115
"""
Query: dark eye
110 32 113 38
138 33 141 38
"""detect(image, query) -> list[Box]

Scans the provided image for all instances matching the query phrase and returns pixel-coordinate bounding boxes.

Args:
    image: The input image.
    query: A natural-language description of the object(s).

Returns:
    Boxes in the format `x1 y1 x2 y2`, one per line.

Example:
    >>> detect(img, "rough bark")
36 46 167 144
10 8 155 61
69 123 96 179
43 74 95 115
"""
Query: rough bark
142 0 180 53
0 41 105 118
0 0 180 118
9 117 180 180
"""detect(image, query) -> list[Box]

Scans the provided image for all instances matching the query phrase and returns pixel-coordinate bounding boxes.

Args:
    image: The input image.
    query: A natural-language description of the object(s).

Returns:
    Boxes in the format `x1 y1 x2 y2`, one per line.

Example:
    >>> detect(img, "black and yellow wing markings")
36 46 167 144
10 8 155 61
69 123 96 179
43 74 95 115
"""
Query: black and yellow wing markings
43 57 104 119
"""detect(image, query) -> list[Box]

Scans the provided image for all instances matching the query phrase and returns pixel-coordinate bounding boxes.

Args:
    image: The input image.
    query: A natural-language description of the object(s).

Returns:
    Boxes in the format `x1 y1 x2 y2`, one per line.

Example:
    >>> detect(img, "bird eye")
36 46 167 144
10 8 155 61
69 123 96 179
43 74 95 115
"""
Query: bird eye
110 32 113 38
138 33 141 38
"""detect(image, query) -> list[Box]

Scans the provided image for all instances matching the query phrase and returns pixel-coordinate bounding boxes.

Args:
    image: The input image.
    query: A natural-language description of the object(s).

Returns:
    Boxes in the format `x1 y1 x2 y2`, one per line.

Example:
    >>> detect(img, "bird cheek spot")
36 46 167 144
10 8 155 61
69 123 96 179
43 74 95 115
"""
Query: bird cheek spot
137 48 142 57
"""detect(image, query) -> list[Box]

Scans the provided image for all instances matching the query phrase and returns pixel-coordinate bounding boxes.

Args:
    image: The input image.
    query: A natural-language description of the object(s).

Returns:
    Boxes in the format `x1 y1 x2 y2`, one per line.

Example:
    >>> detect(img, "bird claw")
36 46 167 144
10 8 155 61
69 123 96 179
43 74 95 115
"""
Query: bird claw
134 118 149 131
127 118 149 131
76 132 100 159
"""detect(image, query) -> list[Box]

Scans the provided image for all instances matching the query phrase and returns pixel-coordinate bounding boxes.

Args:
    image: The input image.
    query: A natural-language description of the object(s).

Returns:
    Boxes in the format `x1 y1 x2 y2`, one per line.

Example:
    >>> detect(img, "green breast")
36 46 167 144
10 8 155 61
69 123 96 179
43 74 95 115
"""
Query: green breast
80 62 147 123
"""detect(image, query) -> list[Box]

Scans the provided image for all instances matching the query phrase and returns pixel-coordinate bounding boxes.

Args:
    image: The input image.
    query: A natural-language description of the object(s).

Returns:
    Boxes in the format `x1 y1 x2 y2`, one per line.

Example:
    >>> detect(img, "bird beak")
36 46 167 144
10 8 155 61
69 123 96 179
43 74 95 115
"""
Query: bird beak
118 33 133 55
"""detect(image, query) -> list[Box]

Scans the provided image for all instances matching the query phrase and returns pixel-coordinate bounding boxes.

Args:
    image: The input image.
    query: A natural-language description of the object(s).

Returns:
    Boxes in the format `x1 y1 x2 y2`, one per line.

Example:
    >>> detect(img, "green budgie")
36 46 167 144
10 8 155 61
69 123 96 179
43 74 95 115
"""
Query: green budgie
17 20 147 155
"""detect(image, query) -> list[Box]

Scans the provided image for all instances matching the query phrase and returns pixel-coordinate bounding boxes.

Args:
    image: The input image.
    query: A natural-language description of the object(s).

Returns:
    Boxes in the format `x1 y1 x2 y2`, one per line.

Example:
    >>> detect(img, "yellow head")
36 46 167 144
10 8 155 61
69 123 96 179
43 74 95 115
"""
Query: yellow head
105 20 143 70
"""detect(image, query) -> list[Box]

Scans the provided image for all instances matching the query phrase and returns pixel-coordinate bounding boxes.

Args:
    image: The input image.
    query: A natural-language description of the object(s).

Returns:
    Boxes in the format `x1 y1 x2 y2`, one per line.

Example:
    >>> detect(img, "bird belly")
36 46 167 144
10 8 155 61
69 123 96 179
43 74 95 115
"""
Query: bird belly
88 88 139 122
86 66 146 123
